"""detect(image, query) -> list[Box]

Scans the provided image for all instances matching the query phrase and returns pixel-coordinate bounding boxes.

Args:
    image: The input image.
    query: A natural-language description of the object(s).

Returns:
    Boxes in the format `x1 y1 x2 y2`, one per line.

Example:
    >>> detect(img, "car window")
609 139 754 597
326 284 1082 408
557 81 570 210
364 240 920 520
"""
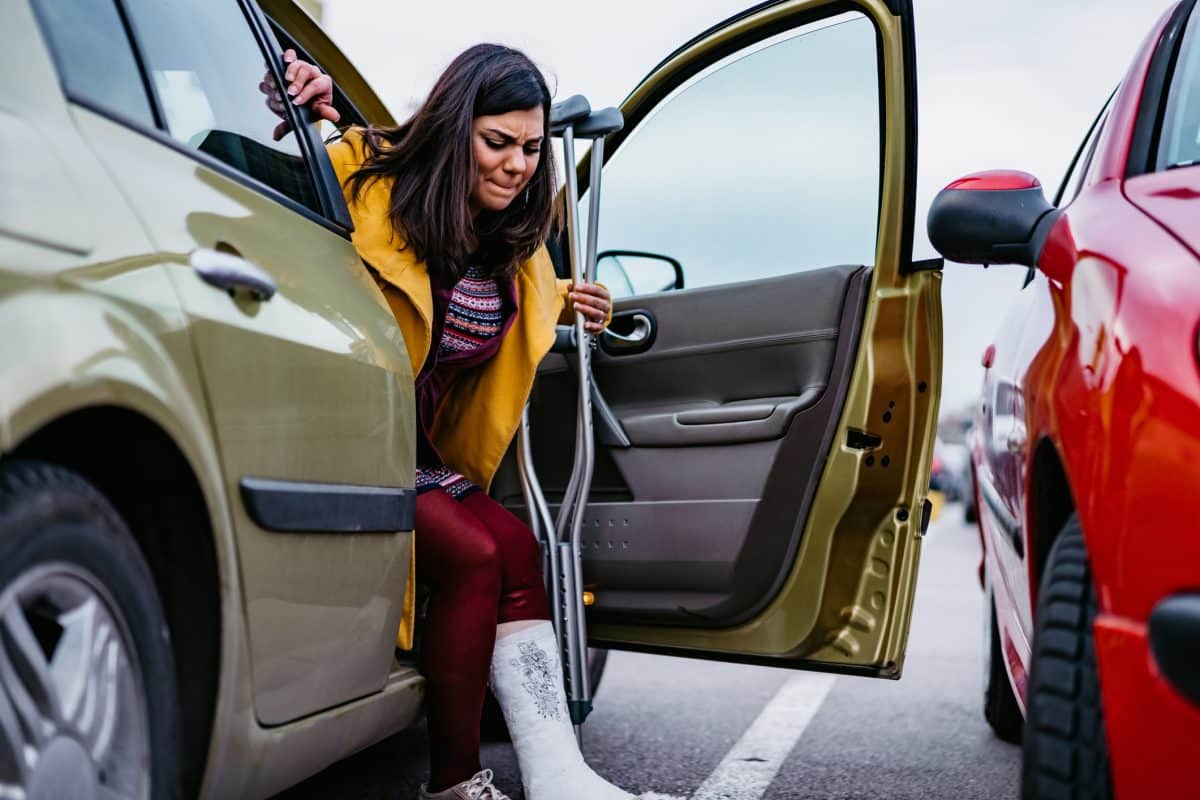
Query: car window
593 12 880 293
29 0 156 129
120 0 321 214
1054 93 1114 207
1157 2 1200 171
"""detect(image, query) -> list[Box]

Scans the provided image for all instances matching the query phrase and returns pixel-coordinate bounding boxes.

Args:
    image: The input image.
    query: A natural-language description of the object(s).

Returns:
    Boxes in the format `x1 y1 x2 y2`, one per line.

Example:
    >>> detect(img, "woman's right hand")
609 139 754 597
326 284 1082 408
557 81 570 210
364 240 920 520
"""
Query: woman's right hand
260 49 340 141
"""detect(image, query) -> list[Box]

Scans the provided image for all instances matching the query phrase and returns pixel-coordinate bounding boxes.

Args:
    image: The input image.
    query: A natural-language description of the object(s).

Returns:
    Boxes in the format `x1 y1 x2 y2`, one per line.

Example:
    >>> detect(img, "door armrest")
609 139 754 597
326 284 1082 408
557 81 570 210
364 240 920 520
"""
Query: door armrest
617 386 825 446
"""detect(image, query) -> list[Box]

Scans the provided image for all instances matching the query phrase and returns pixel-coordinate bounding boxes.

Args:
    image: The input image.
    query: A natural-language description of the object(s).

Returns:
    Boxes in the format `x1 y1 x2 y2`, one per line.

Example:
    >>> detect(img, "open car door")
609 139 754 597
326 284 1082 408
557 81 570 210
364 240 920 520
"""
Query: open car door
270 0 939 679
493 0 939 679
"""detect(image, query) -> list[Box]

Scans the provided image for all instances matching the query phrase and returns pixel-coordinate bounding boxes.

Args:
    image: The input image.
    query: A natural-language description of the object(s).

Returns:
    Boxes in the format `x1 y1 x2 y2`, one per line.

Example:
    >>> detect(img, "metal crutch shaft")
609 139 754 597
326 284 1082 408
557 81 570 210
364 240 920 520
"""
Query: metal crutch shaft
525 99 624 741
516 408 562 641
559 109 625 735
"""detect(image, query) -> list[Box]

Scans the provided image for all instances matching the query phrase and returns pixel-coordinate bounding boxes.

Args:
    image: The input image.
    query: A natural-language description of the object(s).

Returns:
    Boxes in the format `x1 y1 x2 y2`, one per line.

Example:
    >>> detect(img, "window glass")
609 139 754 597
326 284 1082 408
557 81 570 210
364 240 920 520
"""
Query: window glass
594 13 879 293
30 0 156 128
1157 4 1200 171
122 0 320 213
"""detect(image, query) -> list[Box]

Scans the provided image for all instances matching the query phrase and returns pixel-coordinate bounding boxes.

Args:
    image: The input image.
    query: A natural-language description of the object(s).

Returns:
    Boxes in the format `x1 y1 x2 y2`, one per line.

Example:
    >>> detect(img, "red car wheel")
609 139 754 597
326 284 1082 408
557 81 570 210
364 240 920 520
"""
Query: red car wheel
1021 516 1111 800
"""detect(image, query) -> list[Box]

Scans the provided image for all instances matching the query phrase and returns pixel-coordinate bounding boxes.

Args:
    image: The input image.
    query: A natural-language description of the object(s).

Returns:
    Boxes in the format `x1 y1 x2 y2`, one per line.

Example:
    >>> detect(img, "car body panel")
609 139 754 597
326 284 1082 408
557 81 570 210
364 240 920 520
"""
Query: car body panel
1124 167 1200 257
6 1 425 795
1094 616 1199 800
73 76 415 728
970 2 1200 792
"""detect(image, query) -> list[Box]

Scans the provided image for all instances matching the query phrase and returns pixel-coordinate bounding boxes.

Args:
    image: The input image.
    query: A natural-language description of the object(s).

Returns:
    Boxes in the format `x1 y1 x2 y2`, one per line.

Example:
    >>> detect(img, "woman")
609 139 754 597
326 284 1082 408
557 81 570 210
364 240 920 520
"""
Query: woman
280 45 638 800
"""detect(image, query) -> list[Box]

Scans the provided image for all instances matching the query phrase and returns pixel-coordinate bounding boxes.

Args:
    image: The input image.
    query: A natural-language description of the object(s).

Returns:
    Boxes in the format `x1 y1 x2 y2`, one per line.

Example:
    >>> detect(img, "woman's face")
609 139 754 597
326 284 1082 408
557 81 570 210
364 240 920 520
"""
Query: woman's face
470 107 544 214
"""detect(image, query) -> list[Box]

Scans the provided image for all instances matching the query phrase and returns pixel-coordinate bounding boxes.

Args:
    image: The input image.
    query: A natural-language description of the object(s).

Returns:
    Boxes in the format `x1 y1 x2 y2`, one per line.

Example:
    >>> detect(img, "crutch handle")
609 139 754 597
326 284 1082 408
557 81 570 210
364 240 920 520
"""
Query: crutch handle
551 95 592 134
575 107 624 139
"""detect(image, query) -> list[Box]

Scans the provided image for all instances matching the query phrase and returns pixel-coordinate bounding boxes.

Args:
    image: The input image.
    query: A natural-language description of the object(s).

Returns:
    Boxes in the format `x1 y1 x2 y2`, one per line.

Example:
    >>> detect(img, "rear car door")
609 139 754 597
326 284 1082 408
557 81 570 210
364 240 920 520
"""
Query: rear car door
505 0 938 678
63 0 416 723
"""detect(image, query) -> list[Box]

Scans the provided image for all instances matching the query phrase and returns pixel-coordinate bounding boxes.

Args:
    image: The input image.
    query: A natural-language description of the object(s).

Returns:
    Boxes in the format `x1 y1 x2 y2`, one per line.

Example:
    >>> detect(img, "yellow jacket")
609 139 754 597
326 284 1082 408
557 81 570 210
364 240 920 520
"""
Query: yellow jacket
327 128 587 491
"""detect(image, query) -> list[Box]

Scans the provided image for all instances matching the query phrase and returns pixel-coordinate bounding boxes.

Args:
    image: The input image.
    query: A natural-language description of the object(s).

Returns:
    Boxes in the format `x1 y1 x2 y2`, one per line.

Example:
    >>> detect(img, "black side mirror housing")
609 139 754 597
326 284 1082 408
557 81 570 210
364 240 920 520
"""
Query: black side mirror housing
927 171 1061 268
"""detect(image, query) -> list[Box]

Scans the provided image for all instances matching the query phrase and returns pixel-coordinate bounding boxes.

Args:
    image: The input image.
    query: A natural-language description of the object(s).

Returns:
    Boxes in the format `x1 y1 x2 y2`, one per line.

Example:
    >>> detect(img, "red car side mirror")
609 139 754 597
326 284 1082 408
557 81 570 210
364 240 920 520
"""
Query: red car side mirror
927 170 1061 268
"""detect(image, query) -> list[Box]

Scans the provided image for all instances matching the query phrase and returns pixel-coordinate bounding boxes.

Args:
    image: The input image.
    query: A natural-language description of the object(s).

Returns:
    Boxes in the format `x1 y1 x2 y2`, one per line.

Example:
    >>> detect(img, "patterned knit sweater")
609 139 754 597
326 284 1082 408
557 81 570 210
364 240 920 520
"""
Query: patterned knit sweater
415 265 512 499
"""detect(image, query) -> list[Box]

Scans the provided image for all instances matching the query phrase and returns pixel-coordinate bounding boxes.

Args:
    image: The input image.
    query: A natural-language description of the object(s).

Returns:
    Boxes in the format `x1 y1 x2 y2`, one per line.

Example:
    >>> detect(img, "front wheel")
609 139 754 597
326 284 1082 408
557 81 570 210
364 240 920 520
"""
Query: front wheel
0 461 180 800
1021 516 1112 800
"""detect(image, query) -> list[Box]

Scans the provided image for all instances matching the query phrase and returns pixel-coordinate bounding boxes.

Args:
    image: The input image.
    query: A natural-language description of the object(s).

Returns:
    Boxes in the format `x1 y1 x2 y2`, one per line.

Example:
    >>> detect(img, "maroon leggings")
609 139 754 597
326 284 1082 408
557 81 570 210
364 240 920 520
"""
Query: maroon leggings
414 487 551 791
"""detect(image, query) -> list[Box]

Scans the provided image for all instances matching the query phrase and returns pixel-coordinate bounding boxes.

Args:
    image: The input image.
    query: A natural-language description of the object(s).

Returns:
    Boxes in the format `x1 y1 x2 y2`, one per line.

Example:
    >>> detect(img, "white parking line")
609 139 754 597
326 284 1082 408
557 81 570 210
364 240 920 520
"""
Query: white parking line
687 672 837 800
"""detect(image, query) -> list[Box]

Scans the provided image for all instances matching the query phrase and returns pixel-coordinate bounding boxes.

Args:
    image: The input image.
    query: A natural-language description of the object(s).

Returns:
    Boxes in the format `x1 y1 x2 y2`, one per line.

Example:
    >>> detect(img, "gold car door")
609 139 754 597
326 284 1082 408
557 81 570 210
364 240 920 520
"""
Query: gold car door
277 0 937 679
508 0 939 679
73 0 415 723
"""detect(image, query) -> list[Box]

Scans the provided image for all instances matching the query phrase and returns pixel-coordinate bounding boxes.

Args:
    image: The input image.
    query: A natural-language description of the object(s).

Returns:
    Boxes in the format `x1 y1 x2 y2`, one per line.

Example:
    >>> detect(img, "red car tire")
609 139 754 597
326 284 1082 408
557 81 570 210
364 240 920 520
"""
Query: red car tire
1021 517 1111 800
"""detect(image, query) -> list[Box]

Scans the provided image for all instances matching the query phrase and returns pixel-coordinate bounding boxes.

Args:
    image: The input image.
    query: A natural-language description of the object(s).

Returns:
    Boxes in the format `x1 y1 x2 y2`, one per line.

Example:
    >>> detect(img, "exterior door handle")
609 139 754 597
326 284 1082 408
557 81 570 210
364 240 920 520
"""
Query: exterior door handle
190 248 277 302
602 313 652 347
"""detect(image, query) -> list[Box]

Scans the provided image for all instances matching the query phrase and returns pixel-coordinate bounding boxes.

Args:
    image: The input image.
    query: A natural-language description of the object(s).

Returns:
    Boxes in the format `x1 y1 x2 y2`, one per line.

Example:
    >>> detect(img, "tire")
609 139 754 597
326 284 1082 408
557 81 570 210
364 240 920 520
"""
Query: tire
983 590 1023 744
0 460 180 799
1021 516 1112 800
480 646 608 741
964 493 978 524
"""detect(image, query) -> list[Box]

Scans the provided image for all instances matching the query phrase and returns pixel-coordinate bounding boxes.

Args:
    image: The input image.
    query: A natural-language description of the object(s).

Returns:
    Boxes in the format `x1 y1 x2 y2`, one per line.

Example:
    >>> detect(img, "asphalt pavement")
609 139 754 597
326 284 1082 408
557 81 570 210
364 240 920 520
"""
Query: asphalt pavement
276 504 1021 800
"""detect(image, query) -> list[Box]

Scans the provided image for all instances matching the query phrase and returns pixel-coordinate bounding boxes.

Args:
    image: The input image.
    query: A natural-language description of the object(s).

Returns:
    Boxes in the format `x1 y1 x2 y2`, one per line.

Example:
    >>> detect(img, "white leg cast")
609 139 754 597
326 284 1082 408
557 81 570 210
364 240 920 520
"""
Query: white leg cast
489 621 636 800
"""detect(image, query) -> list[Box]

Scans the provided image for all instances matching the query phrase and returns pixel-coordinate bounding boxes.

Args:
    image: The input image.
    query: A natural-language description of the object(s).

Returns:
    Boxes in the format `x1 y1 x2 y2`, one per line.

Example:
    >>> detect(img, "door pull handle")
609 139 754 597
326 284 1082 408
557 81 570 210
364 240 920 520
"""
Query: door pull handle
190 248 277 302
602 313 652 347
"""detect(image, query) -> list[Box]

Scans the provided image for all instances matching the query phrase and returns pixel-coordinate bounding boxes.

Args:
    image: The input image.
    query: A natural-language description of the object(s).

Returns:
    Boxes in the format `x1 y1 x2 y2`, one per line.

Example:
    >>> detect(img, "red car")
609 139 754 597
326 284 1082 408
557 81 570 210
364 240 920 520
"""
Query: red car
927 2 1200 798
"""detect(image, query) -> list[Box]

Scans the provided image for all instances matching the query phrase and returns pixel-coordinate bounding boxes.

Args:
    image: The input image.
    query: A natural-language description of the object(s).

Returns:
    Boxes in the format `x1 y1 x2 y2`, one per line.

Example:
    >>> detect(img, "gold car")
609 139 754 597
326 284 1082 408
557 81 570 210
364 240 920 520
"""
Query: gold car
0 0 940 796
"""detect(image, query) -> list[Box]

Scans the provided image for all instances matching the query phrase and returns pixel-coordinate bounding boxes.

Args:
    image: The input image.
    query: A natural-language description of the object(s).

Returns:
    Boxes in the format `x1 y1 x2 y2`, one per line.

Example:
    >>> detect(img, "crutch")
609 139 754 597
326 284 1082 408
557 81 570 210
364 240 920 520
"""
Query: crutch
516 96 623 741
516 94 589 664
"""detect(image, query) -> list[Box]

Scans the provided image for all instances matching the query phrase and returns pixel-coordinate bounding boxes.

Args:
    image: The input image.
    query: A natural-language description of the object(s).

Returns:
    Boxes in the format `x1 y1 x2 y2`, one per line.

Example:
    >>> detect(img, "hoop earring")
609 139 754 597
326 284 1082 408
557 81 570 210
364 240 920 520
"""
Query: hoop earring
522 186 530 206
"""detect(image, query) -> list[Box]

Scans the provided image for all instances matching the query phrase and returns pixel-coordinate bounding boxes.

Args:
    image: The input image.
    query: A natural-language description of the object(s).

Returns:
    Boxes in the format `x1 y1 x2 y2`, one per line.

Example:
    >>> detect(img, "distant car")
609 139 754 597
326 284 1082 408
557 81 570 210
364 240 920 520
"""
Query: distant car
2 0 941 797
956 427 979 523
927 2 1200 798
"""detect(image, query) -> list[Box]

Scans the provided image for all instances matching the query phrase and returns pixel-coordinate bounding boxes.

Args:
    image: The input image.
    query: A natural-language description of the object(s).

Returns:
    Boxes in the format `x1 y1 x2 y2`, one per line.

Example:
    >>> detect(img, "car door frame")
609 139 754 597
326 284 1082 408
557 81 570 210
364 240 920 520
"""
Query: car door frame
573 0 938 679
288 0 938 679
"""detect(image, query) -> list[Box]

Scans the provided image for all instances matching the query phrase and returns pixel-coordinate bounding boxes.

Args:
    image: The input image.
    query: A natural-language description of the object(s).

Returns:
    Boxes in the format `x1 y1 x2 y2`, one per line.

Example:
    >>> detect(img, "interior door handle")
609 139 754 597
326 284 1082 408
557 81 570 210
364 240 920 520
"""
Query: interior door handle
602 313 651 347
190 248 277 302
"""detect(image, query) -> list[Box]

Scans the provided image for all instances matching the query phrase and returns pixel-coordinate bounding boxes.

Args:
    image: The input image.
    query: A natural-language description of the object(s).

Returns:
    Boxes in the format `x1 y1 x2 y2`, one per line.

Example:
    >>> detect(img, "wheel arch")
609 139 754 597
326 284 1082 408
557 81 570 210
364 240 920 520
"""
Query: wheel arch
1027 437 1077 600
8 405 222 798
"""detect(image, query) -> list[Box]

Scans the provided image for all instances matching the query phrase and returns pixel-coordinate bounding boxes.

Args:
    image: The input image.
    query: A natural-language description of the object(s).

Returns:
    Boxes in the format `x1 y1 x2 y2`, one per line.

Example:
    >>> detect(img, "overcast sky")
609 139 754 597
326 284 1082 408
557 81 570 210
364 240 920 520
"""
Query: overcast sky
322 0 1175 413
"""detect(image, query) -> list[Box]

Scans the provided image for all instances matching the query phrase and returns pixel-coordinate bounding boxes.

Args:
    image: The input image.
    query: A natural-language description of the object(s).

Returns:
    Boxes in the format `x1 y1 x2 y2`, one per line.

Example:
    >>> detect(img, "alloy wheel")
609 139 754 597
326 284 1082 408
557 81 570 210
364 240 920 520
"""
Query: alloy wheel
0 563 150 800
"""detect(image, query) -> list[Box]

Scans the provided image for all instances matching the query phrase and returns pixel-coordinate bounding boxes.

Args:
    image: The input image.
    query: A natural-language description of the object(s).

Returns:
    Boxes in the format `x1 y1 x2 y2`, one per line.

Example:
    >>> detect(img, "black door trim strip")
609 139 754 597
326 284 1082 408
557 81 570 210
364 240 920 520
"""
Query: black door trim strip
240 477 415 533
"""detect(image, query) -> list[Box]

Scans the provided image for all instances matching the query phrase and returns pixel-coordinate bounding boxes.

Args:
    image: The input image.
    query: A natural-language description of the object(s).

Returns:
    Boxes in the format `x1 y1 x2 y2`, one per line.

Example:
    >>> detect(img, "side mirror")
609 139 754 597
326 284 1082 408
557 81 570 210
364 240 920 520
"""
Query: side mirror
596 250 684 299
927 171 1061 268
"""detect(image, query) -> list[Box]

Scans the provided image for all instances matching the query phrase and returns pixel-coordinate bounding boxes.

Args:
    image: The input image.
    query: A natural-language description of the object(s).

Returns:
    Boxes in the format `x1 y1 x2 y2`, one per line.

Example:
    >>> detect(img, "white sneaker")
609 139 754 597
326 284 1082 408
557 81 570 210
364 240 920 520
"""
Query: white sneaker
489 622 636 800
418 768 511 800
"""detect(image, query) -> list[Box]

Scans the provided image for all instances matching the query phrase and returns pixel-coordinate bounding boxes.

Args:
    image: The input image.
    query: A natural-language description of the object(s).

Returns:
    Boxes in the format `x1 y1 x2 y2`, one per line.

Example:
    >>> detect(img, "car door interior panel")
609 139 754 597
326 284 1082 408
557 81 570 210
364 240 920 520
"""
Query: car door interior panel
496 264 870 626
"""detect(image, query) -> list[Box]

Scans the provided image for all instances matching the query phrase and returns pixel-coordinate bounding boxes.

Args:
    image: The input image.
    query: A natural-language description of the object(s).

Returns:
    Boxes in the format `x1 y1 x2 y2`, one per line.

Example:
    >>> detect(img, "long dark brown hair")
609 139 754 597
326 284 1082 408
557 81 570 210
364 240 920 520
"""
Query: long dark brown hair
346 44 557 285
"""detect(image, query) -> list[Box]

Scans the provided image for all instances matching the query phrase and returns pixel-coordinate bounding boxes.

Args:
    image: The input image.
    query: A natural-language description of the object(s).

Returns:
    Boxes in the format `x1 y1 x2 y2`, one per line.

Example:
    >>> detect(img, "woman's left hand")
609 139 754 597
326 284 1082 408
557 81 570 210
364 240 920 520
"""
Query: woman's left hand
568 282 611 333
